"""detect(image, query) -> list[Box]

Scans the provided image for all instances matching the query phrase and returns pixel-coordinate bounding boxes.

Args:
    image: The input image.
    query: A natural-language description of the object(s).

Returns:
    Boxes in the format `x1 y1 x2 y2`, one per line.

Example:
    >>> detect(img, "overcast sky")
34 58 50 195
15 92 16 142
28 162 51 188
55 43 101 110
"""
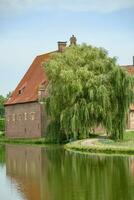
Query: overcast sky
0 0 134 96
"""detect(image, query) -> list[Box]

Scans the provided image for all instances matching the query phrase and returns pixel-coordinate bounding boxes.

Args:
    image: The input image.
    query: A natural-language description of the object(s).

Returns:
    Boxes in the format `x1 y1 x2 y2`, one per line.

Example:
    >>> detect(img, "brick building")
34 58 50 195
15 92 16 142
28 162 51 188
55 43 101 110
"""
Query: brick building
4 37 134 138
4 35 72 138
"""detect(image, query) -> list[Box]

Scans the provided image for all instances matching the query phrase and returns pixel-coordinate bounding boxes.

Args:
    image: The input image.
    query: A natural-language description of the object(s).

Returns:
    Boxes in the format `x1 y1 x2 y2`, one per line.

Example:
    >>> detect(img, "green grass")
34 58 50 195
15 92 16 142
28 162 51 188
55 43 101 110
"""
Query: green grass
65 131 134 155
0 136 55 145
124 131 134 141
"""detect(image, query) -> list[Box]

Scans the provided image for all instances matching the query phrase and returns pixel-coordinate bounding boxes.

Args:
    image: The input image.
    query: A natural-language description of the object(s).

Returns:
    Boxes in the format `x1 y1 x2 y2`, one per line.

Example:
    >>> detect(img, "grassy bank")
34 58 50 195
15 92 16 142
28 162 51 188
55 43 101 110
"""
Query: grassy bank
0 134 49 145
0 133 66 145
65 131 134 155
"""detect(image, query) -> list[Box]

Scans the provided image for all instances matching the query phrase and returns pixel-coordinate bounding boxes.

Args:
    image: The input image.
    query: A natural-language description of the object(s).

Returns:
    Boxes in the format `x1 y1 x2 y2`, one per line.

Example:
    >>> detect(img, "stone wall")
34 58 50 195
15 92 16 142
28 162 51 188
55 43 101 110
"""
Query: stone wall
5 102 46 138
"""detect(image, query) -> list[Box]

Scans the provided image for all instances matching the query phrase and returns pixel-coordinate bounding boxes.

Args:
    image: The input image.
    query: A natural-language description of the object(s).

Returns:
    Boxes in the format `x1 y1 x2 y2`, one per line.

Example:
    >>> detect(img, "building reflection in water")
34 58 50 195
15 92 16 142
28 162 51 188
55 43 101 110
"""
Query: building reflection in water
5 144 51 200
5 144 134 200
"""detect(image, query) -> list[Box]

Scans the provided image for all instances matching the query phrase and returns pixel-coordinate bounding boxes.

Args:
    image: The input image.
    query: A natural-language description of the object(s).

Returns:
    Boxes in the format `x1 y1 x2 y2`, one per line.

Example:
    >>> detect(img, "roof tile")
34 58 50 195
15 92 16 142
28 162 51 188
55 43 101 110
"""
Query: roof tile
5 52 56 105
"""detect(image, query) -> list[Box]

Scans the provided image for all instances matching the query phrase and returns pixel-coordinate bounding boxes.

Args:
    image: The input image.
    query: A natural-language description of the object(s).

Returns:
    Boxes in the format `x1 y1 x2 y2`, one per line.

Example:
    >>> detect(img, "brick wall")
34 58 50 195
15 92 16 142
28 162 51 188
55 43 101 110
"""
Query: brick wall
5 102 45 138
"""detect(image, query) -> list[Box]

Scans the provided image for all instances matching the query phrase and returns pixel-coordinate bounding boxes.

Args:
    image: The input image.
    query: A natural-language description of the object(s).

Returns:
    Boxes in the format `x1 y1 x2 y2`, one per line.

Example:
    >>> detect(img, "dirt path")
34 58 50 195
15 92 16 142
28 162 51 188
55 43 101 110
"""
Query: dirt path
80 138 99 146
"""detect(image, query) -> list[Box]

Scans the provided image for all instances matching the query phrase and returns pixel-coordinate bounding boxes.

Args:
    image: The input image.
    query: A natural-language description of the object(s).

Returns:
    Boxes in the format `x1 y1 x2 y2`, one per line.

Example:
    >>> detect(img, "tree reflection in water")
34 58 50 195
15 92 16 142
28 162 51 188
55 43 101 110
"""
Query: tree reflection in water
3 144 134 200
0 145 5 166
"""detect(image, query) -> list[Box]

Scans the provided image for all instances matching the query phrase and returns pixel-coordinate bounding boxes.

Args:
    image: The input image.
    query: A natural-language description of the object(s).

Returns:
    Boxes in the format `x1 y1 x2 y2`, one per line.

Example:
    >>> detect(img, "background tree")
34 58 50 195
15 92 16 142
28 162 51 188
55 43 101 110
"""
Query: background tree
6 91 12 99
0 95 6 118
44 44 134 141
0 95 7 132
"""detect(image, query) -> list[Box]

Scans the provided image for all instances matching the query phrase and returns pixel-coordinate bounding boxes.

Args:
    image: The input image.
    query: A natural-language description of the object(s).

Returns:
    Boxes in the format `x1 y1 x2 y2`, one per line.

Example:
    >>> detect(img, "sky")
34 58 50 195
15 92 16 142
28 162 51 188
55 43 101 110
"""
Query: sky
0 0 134 96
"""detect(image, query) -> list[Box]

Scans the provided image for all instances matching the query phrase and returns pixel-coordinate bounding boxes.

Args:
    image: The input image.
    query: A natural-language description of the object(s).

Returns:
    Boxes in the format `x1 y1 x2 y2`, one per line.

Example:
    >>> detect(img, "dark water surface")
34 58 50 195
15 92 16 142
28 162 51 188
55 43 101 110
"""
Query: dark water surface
0 144 134 200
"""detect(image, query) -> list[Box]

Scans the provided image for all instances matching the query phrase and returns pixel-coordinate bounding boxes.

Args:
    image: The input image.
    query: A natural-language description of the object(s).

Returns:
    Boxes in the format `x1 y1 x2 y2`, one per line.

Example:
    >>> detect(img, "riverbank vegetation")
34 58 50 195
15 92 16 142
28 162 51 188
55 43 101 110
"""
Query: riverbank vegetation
0 118 5 132
65 131 134 155
0 95 6 132
44 44 134 142
0 95 6 118
0 134 47 145
0 145 5 164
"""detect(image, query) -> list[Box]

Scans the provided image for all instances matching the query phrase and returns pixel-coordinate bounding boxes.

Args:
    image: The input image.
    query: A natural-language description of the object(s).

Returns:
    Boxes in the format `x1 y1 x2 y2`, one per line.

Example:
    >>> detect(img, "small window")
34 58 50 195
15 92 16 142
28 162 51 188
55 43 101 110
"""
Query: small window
7 116 10 122
18 114 22 121
24 112 27 120
18 86 26 95
18 90 22 95
30 112 36 120
12 114 16 122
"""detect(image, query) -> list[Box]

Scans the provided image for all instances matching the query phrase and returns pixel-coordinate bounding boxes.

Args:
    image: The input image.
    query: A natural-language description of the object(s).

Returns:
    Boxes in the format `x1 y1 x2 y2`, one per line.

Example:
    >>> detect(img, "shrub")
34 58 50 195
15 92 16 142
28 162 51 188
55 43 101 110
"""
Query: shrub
0 118 5 131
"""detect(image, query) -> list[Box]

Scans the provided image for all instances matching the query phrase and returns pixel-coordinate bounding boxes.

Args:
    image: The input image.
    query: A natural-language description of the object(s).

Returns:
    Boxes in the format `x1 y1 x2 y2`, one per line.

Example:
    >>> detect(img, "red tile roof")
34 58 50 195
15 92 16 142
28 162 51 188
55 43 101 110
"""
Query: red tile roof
5 51 56 105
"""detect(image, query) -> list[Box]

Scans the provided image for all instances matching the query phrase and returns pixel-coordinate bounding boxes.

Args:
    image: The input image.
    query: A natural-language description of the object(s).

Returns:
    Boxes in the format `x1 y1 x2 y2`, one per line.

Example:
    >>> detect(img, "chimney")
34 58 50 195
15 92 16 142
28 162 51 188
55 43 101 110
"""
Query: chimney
133 56 134 66
58 41 67 52
70 35 77 46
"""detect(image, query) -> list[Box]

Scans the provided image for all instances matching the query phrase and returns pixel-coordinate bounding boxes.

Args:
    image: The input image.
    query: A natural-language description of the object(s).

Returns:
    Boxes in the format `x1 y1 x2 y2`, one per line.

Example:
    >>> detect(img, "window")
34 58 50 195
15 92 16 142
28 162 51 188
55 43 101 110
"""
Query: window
18 84 26 95
30 112 35 120
18 90 22 95
18 114 22 121
7 116 10 122
12 114 16 122
24 112 27 120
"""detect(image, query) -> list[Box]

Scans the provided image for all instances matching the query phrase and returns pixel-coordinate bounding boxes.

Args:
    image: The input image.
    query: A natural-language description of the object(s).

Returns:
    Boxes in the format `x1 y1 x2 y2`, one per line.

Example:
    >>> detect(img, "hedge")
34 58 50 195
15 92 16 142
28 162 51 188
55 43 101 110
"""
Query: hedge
0 118 5 131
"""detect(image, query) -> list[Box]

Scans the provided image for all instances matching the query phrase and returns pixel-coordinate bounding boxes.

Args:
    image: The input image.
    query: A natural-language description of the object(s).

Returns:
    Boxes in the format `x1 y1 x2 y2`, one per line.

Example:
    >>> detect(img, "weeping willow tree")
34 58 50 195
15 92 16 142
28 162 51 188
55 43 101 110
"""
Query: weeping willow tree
44 44 134 141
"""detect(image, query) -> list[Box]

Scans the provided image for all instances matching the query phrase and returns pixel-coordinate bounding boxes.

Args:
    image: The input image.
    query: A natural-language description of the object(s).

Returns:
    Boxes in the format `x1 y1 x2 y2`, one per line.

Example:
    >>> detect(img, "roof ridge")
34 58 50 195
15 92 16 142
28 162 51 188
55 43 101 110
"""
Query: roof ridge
37 50 58 58
122 65 134 67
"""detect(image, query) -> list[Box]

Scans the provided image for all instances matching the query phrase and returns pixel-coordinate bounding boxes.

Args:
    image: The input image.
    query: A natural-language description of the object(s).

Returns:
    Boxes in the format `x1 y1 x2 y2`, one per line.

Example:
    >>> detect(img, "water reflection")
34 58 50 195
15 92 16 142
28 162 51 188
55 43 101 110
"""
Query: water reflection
0 145 134 200
0 145 5 165
6 145 51 200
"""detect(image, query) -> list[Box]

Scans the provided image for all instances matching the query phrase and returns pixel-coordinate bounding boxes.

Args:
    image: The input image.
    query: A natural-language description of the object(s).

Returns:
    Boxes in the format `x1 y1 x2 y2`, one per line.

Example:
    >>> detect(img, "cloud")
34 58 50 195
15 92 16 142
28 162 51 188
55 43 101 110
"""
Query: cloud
0 0 134 15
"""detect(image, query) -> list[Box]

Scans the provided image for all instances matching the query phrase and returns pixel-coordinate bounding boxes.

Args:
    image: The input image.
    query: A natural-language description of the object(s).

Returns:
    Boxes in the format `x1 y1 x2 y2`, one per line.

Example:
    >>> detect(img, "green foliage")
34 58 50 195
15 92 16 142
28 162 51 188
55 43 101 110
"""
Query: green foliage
44 44 134 141
0 146 5 164
0 95 7 118
124 131 134 141
0 118 5 131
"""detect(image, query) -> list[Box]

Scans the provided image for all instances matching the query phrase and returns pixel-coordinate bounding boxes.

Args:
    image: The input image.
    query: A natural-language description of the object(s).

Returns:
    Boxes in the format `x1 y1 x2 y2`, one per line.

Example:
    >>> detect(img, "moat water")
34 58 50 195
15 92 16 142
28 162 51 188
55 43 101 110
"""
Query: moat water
0 144 134 200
